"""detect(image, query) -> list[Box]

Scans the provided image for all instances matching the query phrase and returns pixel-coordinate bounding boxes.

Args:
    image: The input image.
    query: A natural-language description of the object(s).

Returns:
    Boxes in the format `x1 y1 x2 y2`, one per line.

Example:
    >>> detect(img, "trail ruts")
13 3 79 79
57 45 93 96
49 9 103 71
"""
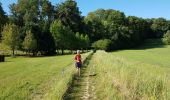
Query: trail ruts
63 53 97 100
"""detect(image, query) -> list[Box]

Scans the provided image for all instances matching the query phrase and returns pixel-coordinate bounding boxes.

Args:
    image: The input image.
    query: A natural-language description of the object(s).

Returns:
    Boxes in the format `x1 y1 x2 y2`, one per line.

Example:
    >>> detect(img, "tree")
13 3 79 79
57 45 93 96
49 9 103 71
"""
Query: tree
92 39 112 51
127 16 149 44
151 18 169 38
50 20 73 54
0 2 8 40
85 9 127 43
23 30 37 55
55 0 84 33
80 34 85 49
85 9 154 50
9 0 56 55
84 34 90 49
40 0 54 22
9 0 39 26
65 31 77 51
162 30 170 44
1 24 20 56
75 32 81 49
85 12 105 42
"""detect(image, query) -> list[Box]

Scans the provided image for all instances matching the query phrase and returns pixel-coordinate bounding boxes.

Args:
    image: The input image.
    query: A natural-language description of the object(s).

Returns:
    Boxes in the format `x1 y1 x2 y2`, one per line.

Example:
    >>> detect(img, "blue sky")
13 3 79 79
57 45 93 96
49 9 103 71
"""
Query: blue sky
1 0 170 19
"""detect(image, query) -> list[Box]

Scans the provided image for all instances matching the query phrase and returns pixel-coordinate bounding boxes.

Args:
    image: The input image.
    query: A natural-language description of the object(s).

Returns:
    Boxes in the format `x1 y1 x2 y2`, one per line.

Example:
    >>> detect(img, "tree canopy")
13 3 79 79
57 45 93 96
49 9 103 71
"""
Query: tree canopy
1 24 20 56
0 3 8 41
1 0 170 55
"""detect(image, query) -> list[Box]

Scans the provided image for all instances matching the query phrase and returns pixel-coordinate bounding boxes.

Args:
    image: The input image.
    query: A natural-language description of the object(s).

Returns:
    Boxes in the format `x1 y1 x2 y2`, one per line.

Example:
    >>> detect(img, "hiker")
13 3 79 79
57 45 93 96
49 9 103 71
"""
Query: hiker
74 50 82 76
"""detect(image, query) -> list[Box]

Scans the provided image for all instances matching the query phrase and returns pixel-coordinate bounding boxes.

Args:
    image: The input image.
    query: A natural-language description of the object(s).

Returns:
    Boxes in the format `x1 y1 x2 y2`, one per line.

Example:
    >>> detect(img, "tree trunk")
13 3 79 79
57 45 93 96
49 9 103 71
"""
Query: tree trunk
0 55 5 62
12 49 15 57
71 50 73 54
56 49 59 55
62 49 64 55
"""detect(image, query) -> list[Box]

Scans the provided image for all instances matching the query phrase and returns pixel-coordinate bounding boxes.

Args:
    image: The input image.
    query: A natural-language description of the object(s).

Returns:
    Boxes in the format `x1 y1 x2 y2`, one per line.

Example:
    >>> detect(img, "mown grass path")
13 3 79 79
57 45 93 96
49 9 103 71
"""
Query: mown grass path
64 53 97 100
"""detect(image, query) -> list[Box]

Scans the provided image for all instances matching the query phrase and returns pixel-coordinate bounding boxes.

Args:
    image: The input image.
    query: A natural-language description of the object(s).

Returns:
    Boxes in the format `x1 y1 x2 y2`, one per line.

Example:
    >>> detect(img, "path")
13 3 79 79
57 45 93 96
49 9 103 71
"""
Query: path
63 53 97 100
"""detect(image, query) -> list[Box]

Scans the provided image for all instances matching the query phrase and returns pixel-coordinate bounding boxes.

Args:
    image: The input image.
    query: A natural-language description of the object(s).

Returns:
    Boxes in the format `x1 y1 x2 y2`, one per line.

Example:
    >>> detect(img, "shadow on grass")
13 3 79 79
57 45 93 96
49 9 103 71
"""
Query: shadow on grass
111 39 167 53
89 74 97 77
63 52 94 100
133 44 166 50
132 39 167 50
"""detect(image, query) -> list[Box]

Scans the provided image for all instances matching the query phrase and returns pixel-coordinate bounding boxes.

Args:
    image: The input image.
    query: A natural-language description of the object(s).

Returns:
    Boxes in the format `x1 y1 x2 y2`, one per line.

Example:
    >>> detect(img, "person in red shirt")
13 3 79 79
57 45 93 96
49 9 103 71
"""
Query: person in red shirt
74 50 82 76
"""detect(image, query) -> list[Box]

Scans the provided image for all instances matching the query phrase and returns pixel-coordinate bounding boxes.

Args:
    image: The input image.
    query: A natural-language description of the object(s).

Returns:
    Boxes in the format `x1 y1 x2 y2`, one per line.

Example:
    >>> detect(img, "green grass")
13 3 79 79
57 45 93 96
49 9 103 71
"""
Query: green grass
1 39 170 100
87 39 170 100
112 39 170 67
90 51 170 100
63 53 95 100
0 52 92 100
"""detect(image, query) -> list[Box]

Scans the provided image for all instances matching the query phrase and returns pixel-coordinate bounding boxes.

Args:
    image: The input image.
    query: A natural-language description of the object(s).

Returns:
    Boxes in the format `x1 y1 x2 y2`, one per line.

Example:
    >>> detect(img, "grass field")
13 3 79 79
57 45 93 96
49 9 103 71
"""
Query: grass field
0 52 92 100
1 39 170 100
86 39 170 100
112 39 170 68
61 39 170 100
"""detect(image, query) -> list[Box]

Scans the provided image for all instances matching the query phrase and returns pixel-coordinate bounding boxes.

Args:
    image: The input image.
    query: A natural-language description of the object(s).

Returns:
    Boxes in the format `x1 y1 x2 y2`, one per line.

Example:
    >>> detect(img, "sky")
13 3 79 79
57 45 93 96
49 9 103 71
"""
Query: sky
1 0 170 20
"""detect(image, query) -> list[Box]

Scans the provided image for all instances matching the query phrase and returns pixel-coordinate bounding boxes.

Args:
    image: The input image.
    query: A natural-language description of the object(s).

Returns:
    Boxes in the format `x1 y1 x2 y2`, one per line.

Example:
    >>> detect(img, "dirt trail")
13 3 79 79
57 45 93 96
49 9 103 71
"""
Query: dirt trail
63 53 97 100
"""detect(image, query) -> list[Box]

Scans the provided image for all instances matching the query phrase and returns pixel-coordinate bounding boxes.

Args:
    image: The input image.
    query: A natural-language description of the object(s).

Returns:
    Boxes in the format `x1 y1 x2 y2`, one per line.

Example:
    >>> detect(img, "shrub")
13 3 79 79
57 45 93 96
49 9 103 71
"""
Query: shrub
92 39 112 51
162 30 170 44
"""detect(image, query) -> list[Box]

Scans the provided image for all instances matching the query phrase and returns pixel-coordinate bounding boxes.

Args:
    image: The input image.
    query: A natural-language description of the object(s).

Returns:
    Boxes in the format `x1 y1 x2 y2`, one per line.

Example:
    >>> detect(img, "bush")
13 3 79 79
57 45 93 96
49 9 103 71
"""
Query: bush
92 39 112 51
162 30 170 44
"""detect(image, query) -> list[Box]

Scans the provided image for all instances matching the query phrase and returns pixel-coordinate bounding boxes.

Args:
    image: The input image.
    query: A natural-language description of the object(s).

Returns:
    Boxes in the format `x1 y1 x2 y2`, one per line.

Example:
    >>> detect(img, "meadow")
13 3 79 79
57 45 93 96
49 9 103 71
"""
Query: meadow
87 39 170 100
112 39 170 68
1 39 170 100
0 51 92 100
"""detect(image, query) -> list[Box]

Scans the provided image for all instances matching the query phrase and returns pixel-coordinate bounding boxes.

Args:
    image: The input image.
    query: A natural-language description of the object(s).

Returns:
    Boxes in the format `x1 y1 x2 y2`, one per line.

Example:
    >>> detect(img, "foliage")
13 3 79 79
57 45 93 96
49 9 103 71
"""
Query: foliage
162 30 170 44
84 34 90 49
50 20 73 52
9 0 56 55
151 18 170 38
0 3 8 40
1 23 20 56
22 30 37 55
85 9 149 50
55 0 84 33
92 39 112 51
0 0 169 55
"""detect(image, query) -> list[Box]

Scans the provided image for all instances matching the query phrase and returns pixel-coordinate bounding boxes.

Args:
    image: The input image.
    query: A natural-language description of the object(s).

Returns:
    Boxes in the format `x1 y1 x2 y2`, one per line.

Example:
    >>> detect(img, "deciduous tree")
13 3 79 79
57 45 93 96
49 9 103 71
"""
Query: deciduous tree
1 24 20 56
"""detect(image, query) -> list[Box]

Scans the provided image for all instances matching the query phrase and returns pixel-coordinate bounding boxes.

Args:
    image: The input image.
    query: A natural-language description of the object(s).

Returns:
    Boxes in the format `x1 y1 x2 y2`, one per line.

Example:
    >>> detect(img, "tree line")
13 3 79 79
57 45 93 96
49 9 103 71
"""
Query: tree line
0 0 170 56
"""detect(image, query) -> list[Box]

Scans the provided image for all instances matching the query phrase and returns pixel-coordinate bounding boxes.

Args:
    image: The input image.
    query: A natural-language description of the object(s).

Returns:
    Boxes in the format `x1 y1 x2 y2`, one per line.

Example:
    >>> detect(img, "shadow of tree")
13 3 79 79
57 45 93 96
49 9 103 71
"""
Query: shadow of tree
131 39 166 50
111 39 167 53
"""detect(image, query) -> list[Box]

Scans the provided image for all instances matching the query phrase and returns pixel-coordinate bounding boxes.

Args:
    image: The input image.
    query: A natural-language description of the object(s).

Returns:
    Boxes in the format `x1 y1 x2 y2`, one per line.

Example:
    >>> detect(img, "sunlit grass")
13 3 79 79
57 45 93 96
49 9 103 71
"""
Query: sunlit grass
0 52 92 100
90 50 170 100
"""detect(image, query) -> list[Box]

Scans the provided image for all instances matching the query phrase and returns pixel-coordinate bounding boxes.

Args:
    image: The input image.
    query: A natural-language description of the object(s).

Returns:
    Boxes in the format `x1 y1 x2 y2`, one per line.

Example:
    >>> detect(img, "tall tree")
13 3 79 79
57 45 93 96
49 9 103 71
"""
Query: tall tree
10 0 56 55
151 18 169 38
9 0 39 26
75 32 82 49
50 20 73 54
84 34 90 49
0 2 8 41
162 30 170 44
55 0 84 33
40 0 54 22
1 24 20 56
85 12 105 42
85 9 151 50
127 16 149 43
23 30 37 55
85 9 127 43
